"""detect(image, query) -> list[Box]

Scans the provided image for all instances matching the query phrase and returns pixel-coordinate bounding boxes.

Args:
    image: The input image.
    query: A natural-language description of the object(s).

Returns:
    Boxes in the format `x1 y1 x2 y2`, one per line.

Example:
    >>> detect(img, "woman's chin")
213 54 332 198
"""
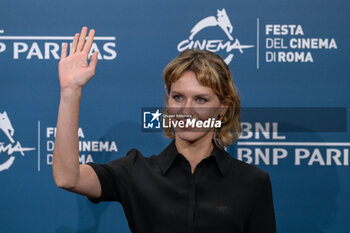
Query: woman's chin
174 129 211 143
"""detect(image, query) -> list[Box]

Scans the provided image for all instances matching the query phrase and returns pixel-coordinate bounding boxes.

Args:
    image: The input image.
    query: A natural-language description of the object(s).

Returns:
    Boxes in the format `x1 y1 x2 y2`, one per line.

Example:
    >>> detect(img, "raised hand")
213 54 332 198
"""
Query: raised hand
58 27 98 93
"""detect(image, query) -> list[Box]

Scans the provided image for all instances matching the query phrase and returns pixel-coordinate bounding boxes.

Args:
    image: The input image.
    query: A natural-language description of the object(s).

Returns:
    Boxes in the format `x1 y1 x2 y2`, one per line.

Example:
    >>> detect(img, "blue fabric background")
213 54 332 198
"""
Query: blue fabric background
0 0 349 232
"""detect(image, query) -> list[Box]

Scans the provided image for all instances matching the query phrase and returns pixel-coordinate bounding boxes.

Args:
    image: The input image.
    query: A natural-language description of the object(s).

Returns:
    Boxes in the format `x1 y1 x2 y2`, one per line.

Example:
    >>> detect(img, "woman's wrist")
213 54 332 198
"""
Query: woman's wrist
60 87 82 102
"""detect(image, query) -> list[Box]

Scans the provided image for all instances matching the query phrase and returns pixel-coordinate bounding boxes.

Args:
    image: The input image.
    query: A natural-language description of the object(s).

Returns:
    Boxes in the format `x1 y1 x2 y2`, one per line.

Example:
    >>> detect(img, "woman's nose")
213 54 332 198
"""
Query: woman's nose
184 99 193 108
182 99 194 115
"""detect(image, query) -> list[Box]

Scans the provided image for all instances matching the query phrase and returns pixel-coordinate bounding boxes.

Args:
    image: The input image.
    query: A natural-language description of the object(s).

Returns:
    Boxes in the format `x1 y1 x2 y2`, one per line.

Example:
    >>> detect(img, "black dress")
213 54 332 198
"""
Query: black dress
87 139 276 233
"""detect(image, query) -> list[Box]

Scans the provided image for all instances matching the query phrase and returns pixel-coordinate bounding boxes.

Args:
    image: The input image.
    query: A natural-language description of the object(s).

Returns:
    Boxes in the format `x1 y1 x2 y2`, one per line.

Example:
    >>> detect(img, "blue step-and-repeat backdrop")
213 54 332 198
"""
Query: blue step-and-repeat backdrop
1 0 349 232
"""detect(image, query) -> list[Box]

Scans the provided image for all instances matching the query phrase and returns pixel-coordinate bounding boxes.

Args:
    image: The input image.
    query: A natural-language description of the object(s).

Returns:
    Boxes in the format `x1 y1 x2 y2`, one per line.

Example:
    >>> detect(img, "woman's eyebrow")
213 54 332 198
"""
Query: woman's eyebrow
171 91 211 97
170 91 182 95
194 94 211 98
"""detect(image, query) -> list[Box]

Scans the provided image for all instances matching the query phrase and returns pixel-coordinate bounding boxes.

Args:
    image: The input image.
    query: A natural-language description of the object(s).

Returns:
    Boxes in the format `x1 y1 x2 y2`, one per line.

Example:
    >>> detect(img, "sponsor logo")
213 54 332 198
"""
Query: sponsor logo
0 111 35 172
0 29 117 60
177 8 254 64
235 108 349 166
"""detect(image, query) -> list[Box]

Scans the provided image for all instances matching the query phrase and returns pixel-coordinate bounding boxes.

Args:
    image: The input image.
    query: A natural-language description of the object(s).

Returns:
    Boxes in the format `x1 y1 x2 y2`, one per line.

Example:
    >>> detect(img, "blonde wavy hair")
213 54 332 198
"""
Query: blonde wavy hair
162 49 241 148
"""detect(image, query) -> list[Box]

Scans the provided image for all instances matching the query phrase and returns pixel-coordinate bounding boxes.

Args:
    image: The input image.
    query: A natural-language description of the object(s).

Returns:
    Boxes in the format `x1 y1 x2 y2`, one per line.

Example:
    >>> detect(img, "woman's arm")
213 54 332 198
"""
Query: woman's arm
52 27 101 198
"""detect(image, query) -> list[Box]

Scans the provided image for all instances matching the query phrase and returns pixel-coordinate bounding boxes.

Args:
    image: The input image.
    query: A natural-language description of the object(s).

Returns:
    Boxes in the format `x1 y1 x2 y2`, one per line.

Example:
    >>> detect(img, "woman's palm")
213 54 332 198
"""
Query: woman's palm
58 27 98 90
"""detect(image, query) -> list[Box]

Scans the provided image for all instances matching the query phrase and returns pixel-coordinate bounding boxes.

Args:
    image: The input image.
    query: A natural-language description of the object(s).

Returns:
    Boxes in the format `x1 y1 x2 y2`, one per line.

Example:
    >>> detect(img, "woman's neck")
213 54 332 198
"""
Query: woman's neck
175 133 214 174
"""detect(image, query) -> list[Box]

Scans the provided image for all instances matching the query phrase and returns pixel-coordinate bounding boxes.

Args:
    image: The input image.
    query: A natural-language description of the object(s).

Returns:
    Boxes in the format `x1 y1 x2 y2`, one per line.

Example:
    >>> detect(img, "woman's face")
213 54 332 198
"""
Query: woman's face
167 70 227 143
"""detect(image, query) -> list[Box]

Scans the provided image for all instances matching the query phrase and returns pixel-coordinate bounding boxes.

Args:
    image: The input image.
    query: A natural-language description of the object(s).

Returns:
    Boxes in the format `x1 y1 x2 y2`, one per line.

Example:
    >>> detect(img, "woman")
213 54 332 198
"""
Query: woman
53 27 276 233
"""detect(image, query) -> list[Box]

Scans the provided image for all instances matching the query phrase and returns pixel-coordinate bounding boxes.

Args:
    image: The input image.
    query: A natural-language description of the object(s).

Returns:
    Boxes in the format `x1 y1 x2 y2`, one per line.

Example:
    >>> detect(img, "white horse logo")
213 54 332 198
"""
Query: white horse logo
0 111 35 172
178 8 254 64
190 9 234 41
0 111 15 143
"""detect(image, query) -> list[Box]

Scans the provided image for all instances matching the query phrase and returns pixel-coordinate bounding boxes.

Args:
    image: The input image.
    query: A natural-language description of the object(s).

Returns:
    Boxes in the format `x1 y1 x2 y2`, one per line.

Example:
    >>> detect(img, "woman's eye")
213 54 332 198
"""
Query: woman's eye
172 95 183 101
196 97 208 103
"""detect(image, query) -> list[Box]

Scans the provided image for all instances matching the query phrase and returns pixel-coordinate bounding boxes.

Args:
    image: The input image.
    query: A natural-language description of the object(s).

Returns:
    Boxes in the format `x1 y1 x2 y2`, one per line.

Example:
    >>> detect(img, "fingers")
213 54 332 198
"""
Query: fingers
70 33 80 55
83 29 95 53
76 27 88 52
69 27 95 56
88 51 99 73
61 43 68 58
